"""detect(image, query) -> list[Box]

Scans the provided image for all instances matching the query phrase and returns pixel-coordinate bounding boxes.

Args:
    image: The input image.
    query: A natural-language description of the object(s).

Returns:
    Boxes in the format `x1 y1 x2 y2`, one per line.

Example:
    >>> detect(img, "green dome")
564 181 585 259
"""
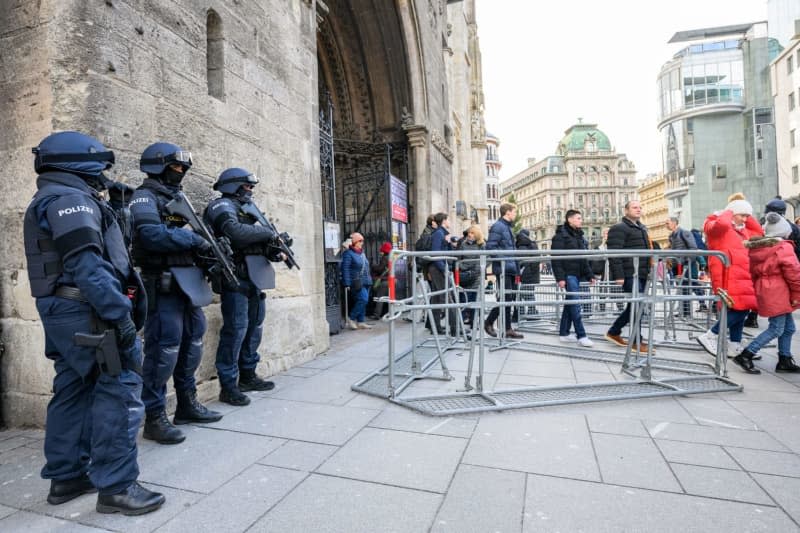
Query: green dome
556 123 612 155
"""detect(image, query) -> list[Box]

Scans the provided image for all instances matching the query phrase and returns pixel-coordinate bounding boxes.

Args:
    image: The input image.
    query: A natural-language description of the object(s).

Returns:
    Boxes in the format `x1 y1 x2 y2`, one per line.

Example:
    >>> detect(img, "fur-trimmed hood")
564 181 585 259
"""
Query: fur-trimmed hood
744 236 782 249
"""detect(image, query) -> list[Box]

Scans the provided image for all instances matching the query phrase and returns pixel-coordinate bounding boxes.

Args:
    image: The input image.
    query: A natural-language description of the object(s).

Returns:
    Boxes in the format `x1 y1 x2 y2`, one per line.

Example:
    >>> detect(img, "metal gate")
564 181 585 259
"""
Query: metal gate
320 96 342 334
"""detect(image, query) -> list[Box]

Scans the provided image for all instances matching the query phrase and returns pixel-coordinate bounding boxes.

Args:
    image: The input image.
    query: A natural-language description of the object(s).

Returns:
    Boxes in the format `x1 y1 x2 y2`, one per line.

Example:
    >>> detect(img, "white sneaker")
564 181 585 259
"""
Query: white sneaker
577 337 594 347
346 319 358 330
559 334 578 343
357 322 374 329
728 342 743 358
696 330 717 356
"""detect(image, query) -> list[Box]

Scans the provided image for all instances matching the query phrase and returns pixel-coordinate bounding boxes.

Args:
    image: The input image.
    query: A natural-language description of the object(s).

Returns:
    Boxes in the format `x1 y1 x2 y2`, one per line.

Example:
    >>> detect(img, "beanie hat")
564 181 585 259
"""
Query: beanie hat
765 197 787 215
379 242 392 254
763 212 792 239
726 199 753 216
727 192 746 202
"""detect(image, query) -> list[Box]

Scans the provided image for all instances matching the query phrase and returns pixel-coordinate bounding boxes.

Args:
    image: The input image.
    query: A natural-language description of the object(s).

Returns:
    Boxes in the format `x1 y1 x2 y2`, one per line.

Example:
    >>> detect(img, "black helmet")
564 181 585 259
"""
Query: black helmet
33 131 114 176
214 167 259 195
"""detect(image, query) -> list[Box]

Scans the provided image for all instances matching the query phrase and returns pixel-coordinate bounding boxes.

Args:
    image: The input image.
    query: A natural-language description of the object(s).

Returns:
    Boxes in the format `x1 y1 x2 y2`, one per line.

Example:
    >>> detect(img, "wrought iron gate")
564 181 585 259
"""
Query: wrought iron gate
320 96 342 334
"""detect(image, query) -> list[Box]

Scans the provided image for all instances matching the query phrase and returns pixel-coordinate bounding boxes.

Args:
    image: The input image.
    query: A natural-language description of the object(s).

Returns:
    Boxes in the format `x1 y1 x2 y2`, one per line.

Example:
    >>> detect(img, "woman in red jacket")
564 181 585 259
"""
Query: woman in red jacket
696 197 763 358
736 213 800 373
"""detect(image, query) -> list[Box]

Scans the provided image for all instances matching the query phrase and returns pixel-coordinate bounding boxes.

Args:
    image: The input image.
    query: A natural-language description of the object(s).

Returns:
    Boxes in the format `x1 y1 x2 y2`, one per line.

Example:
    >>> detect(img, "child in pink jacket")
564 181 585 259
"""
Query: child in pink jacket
736 213 800 374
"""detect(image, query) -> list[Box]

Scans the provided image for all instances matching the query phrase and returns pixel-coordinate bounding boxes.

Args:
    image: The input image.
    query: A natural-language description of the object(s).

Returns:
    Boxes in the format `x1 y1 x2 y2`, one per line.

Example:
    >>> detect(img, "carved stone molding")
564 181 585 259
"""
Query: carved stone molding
431 130 453 162
403 124 428 149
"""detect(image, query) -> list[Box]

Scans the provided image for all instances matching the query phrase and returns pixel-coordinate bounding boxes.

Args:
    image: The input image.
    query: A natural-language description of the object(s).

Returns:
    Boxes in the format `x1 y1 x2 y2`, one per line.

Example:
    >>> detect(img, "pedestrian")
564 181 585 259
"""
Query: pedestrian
762 197 800 260
515 229 540 319
484 203 524 339
204 168 288 406
429 212 457 334
130 143 222 443
25 131 164 514
696 195 763 358
666 216 705 316
734 213 800 374
604 200 652 352
551 210 594 347
371 241 392 319
459 225 485 326
341 232 373 330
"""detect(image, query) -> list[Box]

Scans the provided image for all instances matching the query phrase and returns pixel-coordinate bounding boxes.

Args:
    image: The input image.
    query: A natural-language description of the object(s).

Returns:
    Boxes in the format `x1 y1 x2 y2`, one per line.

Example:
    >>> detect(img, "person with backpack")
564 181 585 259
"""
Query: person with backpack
459 225 485 326
429 212 456 334
484 203 524 339
666 216 705 317
414 214 437 276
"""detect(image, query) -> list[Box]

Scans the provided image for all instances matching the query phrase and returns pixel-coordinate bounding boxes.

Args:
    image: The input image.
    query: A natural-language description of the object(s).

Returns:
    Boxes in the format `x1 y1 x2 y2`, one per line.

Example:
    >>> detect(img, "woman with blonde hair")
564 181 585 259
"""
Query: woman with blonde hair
459 225 485 325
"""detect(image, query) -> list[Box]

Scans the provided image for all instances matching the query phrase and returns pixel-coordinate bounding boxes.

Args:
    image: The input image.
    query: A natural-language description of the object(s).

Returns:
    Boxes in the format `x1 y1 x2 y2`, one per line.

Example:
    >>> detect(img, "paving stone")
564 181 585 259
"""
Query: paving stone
138 426 284 493
205 398 378 445
523 474 796 532
463 412 600 481
328 356 389 373
678 397 759 430
0 445 50 509
587 415 648 437
367 406 477 438
558 397 696 424
0 511 107 532
345 393 390 410
592 433 681 491
301 355 350 370
501 360 576 379
250 474 441 533
442 351 508 373
258 441 339 471
575 370 618 384
731 401 800 454
671 463 772 504
656 441 740 470
403 372 499 395
727 389 800 403
646 420 789 451
269 369 364 405
431 464 525 533
725 447 800 477
317 427 466 493
752 473 800 523
28 483 198 531
495 375 573 388
0 436 35 454
155 465 306 532
281 366 322 378
0 504 15 520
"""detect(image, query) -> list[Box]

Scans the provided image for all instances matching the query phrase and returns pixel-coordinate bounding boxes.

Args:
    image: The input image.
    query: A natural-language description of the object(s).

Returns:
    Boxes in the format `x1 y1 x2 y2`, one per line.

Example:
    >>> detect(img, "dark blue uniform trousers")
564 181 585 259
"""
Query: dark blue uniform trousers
216 280 265 389
38 296 143 496
142 291 206 414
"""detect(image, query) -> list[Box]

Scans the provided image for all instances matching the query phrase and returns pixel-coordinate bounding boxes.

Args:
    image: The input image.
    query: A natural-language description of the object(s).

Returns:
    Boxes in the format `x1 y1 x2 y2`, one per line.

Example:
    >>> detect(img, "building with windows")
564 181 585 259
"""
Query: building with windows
658 22 781 230
771 35 800 214
638 174 669 247
485 132 501 228
500 121 638 248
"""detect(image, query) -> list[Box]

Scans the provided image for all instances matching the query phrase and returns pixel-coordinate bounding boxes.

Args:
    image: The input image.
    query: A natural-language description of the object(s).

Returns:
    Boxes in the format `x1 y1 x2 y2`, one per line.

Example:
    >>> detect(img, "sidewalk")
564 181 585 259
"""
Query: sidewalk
1 319 800 532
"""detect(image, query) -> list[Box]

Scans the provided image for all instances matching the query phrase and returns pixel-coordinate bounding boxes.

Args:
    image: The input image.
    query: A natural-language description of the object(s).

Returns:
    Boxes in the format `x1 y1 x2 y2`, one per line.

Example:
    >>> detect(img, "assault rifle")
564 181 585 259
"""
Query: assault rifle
240 202 299 270
165 192 239 286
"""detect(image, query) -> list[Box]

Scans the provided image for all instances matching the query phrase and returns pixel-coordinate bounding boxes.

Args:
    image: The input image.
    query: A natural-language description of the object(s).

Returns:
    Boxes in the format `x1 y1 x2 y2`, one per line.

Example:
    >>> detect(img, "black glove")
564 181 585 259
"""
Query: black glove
279 232 293 248
107 181 136 207
195 237 213 254
114 316 137 350
352 279 363 292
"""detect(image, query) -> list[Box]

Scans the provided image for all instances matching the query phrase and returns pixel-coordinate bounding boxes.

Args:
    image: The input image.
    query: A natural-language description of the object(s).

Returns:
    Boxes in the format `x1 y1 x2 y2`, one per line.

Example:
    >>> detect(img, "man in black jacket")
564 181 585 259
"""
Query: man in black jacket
604 200 651 352
552 210 594 347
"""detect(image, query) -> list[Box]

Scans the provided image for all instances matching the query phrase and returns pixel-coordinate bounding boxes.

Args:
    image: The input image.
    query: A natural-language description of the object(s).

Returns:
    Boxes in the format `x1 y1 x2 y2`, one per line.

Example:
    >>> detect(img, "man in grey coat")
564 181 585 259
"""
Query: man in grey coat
666 216 705 316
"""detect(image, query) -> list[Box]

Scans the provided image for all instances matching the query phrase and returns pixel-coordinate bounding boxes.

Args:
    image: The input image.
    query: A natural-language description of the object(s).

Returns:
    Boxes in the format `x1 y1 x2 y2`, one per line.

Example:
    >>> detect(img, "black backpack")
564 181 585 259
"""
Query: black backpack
414 228 434 271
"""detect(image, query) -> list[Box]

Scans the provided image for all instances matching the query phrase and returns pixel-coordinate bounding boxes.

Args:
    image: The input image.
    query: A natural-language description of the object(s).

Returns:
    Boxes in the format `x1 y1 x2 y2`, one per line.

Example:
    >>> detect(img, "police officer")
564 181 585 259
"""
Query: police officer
24 131 164 515
130 142 222 444
204 168 282 405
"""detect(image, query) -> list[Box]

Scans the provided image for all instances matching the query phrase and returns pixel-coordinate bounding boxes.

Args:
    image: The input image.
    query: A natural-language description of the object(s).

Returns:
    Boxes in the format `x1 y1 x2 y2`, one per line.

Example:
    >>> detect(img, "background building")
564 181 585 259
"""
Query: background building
485 132 501 229
0 0 488 425
501 121 638 248
658 22 781 230
768 0 800 47
638 174 670 247
771 36 800 215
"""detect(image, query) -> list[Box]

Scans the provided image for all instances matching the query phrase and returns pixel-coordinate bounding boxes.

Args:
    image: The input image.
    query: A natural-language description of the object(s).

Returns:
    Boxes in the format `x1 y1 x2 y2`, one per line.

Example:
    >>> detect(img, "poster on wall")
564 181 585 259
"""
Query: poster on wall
390 175 408 223
323 221 341 262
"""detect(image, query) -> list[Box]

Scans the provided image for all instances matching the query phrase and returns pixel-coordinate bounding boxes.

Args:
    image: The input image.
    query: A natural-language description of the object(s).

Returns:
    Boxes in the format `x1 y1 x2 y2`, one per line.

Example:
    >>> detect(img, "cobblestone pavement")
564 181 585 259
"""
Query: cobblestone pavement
2 317 800 532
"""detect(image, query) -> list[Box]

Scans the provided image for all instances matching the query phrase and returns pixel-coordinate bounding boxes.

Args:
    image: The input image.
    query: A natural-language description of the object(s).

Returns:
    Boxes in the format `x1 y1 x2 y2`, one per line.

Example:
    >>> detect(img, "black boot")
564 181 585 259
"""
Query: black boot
96 482 165 516
733 349 761 374
219 386 251 406
239 368 275 392
744 312 759 329
47 473 96 505
143 410 186 444
173 390 223 425
776 356 800 373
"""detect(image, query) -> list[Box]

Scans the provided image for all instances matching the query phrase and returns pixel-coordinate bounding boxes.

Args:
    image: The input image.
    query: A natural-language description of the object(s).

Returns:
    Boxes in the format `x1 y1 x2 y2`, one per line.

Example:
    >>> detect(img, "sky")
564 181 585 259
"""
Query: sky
475 0 770 182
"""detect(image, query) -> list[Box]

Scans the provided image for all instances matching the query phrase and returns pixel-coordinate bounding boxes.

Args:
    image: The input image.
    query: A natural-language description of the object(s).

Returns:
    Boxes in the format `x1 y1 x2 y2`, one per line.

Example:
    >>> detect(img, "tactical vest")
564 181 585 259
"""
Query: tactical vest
24 180 132 298
130 182 195 272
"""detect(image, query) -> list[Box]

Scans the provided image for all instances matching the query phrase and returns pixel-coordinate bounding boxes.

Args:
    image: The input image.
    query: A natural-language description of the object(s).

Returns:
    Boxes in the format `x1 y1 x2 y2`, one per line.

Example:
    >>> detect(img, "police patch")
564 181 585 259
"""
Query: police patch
57 205 94 217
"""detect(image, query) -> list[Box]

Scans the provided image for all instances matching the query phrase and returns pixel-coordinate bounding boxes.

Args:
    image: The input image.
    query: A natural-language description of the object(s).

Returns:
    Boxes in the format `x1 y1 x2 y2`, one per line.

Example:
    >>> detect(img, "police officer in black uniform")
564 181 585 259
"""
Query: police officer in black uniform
204 168 282 405
129 142 222 444
24 131 164 515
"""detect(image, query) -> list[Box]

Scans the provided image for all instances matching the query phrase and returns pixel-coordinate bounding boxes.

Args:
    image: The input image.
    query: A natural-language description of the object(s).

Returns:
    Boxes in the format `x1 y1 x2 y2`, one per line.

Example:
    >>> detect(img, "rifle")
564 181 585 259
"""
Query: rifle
165 192 239 286
240 202 300 270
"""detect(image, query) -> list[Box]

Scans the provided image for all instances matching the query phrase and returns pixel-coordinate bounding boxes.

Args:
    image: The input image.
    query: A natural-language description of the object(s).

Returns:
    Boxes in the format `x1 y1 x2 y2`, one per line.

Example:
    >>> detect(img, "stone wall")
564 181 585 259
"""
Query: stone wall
0 0 328 426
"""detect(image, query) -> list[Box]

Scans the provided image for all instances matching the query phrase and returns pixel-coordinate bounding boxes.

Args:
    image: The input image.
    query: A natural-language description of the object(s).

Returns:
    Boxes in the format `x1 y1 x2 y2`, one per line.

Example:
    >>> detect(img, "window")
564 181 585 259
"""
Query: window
794 165 799 184
792 129 797 149
789 56 795 75
790 92 796 111
206 10 225 100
